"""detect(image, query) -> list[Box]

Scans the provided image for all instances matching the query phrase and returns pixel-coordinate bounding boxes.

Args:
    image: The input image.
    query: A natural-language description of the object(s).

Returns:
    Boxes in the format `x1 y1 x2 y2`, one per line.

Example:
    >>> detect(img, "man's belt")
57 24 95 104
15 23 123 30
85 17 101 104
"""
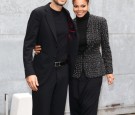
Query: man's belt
54 59 68 67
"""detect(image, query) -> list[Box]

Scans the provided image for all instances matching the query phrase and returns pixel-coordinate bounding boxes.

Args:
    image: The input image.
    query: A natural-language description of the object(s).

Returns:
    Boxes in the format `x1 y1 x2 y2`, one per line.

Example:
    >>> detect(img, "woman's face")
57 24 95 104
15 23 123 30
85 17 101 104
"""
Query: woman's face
73 0 89 18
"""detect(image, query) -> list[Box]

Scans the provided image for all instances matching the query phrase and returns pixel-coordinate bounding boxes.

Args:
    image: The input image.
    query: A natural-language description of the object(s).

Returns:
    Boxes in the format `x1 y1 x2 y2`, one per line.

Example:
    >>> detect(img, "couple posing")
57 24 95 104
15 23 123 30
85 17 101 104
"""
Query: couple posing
23 0 114 115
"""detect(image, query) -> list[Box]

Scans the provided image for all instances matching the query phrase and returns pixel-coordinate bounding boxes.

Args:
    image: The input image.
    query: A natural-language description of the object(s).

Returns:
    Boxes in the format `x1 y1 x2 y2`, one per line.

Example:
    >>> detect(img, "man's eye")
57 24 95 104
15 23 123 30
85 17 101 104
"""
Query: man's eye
74 5 78 8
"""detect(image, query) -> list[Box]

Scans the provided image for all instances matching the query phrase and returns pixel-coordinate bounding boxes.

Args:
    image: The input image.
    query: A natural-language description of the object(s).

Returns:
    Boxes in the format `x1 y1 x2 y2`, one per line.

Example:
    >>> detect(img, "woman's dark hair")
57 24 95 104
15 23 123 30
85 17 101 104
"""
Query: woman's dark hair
72 0 89 4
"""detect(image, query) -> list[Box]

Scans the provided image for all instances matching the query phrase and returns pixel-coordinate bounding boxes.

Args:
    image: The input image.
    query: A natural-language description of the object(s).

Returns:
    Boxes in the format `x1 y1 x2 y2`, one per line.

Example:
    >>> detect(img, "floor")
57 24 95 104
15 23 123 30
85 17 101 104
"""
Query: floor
118 113 135 115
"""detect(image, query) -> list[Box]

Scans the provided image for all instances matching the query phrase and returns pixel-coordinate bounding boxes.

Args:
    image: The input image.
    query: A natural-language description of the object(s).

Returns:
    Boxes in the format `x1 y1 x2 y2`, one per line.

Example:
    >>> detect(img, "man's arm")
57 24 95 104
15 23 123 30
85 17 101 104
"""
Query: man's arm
23 9 41 77
23 9 41 91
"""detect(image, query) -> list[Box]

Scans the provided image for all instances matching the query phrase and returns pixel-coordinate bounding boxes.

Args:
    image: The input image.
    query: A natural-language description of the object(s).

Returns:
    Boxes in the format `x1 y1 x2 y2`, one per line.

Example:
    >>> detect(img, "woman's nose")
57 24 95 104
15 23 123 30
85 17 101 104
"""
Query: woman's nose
78 7 82 11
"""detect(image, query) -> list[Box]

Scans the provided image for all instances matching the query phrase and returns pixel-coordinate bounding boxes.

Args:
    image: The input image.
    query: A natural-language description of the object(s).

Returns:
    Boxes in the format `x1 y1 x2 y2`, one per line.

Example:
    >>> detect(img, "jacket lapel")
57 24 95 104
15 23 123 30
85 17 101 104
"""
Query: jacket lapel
44 3 58 44
86 14 93 45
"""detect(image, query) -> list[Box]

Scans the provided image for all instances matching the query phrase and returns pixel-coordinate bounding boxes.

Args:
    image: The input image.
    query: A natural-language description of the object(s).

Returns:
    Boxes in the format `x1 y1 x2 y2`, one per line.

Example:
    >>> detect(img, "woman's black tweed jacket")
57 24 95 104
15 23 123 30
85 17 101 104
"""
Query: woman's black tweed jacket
72 14 113 78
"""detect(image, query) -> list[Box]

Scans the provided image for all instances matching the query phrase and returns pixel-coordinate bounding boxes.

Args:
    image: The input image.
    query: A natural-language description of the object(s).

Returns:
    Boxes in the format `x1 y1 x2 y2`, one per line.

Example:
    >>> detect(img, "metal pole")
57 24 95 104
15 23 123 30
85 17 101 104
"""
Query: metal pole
4 94 8 115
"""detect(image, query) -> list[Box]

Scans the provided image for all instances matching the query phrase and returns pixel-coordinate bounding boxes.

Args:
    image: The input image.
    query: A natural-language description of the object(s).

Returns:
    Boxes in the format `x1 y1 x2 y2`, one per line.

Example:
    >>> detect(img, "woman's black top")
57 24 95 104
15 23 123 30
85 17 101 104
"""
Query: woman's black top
76 12 89 55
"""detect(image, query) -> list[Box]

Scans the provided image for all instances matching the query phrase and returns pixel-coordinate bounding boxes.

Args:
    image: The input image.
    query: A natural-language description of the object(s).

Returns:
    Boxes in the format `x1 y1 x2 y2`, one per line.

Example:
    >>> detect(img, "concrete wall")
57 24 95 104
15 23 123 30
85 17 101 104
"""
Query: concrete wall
0 0 135 115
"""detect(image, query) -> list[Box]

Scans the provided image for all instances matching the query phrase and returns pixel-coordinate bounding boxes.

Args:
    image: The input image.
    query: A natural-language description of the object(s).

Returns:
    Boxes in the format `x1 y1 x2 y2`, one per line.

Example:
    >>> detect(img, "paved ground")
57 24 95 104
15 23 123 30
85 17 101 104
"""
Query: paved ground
119 113 135 115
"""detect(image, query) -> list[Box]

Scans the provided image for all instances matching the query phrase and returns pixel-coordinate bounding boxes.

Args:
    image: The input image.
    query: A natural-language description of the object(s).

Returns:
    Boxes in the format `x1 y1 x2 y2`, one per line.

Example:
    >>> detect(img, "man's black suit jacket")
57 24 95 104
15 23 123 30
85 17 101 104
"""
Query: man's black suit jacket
23 3 78 83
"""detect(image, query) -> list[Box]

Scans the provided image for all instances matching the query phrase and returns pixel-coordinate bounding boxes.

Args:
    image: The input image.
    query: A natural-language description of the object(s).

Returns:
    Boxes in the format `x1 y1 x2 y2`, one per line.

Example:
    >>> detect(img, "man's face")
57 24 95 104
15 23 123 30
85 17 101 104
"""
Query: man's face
53 0 67 6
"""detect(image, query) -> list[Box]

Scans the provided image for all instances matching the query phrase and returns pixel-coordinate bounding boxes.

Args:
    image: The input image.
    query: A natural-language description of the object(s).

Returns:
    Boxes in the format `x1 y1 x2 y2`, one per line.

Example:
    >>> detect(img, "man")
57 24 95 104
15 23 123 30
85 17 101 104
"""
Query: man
23 0 78 115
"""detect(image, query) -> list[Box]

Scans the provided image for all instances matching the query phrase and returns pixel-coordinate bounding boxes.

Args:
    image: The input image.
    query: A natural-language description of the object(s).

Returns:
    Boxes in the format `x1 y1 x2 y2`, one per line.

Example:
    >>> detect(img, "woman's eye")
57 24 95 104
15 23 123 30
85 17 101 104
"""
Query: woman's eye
81 5 86 8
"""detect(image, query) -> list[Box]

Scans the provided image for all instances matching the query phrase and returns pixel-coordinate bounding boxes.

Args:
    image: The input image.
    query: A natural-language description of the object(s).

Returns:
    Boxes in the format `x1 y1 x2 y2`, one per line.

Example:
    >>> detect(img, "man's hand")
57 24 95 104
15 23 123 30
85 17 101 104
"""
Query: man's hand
34 45 42 55
26 75 39 91
106 74 115 85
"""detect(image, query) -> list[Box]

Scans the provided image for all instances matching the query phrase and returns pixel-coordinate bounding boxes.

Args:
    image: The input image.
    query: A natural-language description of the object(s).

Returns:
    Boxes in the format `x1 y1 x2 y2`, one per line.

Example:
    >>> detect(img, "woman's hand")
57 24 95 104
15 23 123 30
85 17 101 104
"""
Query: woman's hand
106 74 115 85
34 45 42 55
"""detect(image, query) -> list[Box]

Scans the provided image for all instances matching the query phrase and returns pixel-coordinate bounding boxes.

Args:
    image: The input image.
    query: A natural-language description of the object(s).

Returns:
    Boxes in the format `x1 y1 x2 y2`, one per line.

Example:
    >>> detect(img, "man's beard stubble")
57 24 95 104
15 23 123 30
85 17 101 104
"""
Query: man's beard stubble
53 0 66 6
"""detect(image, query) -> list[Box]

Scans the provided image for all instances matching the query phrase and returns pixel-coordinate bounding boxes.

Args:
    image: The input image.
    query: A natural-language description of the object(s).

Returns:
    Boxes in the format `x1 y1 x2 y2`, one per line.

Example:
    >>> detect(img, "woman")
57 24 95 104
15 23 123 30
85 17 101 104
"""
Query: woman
34 0 114 114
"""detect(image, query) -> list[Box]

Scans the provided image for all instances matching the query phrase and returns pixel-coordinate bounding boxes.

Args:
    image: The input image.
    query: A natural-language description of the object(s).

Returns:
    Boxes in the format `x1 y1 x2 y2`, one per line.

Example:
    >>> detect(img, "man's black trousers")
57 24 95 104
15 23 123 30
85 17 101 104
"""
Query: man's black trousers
69 72 102 115
32 64 69 115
